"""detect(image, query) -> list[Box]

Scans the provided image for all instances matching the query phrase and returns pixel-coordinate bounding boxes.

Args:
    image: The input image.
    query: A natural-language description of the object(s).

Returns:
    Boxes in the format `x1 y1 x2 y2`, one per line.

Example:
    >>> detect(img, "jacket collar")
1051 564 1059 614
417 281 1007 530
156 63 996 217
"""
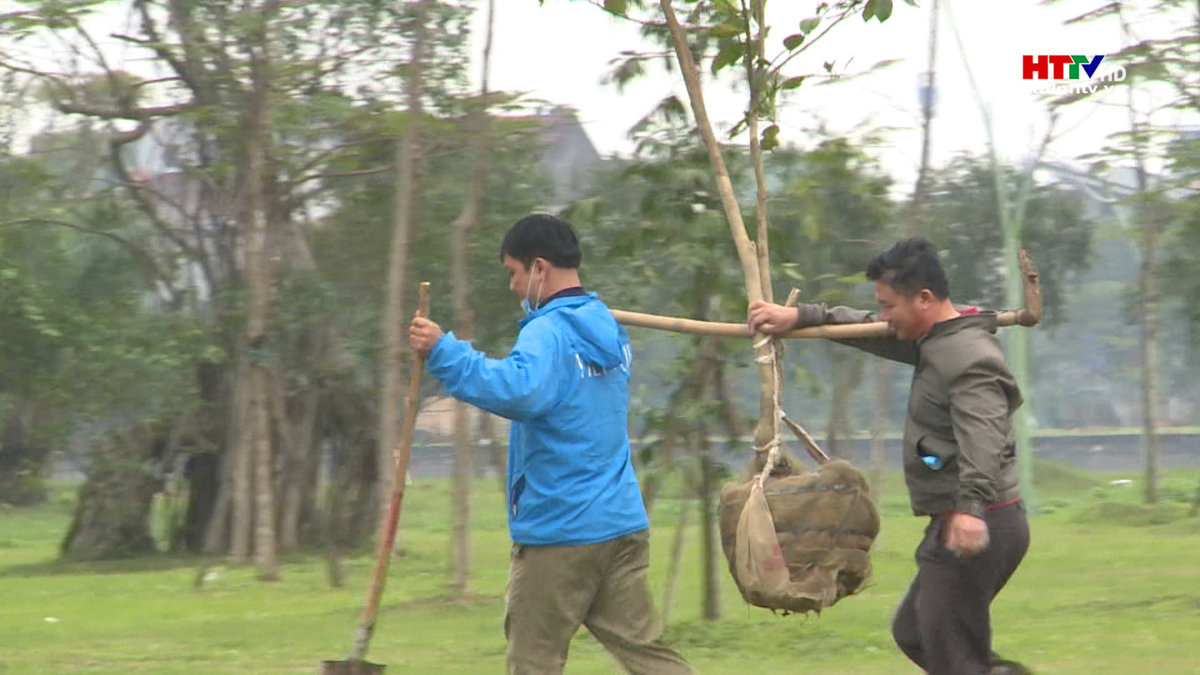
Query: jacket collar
518 292 598 328
918 310 998 345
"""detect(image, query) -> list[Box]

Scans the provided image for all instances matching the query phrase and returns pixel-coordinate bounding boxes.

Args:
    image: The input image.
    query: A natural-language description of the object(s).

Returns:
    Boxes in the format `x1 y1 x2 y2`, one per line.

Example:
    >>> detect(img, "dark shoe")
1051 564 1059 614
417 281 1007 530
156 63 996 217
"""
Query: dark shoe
989 658 1034 675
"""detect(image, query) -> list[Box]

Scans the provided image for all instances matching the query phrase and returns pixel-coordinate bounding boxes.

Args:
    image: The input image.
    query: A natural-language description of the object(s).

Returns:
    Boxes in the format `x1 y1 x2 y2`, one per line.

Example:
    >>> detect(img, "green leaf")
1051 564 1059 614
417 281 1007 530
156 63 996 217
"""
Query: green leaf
800 17 820 34
877 0 894 21
761 124 781 151
709 19 743 38
781 263 806 282
783 33 805 50
781 76 806 90
711 41 745 75
603 0 627 16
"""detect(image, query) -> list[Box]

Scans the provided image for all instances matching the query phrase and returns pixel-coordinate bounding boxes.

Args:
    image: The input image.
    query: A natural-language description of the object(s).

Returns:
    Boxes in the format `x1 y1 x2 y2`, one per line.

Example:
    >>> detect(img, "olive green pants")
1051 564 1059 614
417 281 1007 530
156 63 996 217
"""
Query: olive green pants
504 530 692 675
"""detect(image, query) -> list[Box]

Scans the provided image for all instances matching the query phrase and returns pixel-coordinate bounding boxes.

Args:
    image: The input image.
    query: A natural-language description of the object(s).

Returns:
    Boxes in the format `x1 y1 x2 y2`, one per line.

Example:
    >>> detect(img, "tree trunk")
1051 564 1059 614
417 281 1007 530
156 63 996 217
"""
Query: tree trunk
450 402 472 592
482 413 507 496
640 336 717 515
447 0 494 595
867 361 890 500
275 374 320 552
658 0 778 462
376 0 428 540
825 347 864 459
62 430 161 560
177 450 218 553
230 361 254 562
242 3 281 580
659 494 690 629
912 0 939 216
1138 228 1162 504
946 0 1052 514
697 428 721 621
204 359 244 555
251 369 279 580
1126 43 1162 503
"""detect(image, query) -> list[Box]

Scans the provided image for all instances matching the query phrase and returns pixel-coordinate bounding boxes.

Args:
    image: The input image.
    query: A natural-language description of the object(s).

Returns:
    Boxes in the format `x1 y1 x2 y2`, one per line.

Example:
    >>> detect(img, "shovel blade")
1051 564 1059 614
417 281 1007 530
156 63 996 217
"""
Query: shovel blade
320 659 385 675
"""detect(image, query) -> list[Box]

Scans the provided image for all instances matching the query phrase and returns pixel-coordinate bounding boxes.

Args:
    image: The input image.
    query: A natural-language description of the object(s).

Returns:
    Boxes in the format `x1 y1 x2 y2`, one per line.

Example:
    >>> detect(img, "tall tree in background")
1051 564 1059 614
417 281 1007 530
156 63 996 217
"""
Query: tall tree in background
376 0 430 545
0 0 461 561
945 0 1078 511
447 0 496 594
1047 0 1200 502
240 0 283 578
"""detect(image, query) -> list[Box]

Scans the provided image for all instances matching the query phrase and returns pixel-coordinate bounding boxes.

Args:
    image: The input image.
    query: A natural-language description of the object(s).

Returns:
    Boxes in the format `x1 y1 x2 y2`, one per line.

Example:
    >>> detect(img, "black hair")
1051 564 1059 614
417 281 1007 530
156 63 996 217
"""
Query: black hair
499 213 582 269
865 238 950 300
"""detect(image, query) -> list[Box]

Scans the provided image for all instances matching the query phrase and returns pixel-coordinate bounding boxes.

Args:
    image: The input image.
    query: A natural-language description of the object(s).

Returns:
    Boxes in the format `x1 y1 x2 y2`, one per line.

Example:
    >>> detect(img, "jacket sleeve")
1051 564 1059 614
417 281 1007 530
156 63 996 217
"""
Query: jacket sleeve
425 321 561 423
946 361 1012 518
796 302 919 365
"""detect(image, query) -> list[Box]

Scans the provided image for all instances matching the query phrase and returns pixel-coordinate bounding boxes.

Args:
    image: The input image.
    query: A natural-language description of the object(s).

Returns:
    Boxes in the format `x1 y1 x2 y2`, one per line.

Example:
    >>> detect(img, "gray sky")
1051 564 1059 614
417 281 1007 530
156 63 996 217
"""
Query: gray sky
475 1 1194 189
5 0 1191 189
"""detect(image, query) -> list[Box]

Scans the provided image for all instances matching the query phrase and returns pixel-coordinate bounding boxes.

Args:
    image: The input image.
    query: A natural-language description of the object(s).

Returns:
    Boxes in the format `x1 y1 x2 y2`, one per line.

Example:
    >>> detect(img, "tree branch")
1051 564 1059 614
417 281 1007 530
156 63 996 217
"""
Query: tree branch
56 100 196 121
0 217 172 294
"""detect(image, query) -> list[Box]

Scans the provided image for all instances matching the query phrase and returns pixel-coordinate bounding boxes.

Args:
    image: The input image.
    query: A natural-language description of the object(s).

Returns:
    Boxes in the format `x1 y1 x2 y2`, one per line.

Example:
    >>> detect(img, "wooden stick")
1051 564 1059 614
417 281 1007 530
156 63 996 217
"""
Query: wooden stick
612 249 1043 339
1014 246 1042 327
349 281 430 662
780 412 831 466
611 308 1028 339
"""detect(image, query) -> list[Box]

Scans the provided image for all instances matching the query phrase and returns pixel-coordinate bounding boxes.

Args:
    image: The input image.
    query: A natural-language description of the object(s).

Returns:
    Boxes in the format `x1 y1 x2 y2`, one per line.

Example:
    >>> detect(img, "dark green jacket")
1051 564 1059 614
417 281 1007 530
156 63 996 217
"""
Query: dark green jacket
797 304 1023 518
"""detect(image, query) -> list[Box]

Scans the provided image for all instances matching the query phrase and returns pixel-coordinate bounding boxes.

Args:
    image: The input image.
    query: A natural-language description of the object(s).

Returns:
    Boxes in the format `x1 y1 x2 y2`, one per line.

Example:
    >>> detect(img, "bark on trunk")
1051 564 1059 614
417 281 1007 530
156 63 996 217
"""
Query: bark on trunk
204 359 244 555
640 336 717 516
1138 229 1162 504
243 2 282 579
867 361 890 500
659 495 690 629
697 429 721 621
251 369 279 580
450 401 472 593
825 348 864 459
482 413 507 497
62 430 161 560
447 0 494 594
230 362 254 562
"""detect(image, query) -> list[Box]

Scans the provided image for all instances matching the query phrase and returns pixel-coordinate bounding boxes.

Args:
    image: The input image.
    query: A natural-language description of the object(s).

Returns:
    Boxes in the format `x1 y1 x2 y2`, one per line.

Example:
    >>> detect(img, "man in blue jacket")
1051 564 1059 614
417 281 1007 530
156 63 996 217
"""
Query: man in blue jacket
409 213 691 675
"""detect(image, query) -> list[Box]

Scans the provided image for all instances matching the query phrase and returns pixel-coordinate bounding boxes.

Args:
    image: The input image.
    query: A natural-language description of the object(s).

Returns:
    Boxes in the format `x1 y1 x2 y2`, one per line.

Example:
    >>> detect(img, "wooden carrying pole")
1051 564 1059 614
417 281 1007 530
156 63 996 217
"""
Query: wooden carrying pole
612 247 1043 339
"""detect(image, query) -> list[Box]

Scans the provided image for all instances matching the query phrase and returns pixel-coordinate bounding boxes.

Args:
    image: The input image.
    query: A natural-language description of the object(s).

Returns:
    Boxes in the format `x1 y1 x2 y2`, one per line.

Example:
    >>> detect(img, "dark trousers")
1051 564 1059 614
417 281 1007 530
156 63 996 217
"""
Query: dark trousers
891 502 1030 675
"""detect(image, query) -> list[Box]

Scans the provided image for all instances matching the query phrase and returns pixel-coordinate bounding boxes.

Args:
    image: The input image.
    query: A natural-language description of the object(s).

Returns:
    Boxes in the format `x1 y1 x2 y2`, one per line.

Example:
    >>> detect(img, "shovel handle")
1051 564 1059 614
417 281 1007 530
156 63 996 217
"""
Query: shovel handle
351 282 431 661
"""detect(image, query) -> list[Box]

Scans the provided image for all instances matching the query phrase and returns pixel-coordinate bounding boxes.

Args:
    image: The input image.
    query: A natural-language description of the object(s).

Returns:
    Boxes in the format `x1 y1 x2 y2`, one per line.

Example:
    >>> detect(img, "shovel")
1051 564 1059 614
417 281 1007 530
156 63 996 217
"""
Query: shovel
322 282 430 675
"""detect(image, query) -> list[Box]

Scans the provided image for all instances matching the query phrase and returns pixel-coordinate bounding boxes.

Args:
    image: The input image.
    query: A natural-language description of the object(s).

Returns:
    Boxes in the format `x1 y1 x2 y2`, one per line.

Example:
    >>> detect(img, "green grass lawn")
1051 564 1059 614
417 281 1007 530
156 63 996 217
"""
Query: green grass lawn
1 463 1198 674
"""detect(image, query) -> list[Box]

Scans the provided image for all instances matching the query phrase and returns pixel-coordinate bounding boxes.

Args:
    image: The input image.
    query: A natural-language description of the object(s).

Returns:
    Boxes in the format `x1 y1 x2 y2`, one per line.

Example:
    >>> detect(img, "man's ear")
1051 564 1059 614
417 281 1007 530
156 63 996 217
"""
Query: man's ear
918 288 936 306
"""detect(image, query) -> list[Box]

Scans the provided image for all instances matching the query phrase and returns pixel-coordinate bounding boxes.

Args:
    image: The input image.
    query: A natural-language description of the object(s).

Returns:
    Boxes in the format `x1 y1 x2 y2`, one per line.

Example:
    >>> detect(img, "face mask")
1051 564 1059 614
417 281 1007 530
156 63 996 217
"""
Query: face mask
521 264 546 316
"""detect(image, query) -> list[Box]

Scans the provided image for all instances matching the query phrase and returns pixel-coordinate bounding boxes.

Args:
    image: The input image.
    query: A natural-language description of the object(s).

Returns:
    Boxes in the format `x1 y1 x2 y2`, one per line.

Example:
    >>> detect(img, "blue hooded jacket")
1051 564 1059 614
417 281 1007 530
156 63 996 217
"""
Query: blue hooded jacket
426 293 649 546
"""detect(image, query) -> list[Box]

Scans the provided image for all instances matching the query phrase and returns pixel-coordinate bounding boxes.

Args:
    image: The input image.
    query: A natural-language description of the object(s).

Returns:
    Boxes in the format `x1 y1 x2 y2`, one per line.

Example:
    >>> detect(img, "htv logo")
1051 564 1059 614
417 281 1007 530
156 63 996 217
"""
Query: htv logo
1022 55 1105 80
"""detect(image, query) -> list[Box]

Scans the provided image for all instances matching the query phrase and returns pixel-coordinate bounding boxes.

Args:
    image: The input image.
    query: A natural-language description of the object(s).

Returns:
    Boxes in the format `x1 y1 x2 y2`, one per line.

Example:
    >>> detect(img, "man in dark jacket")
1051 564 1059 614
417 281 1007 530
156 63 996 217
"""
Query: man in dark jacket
747 238 1031 675
410 214 691 675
